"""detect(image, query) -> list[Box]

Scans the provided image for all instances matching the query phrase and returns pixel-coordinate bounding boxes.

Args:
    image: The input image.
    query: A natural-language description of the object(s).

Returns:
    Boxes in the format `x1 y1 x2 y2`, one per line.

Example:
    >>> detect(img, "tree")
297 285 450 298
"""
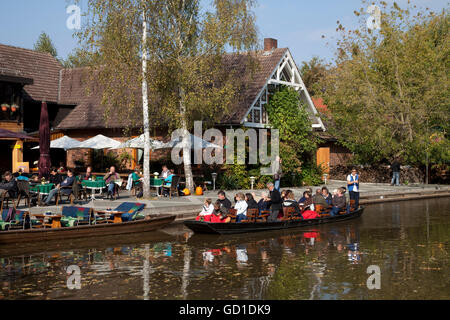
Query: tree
34 32 58 58
299 56 328 97
320 1 449 166
266 86 316 179
76 0 259 193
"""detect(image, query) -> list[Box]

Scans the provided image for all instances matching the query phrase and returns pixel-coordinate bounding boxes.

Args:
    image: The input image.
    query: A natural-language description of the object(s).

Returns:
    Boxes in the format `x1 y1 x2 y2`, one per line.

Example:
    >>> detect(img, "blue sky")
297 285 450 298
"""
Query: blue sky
0 0 447 65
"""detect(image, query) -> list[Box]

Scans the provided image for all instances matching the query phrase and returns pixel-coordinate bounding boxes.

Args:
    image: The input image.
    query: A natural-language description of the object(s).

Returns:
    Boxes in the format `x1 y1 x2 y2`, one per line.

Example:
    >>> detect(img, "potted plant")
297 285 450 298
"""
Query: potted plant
1 104 9 112
10 104 19 112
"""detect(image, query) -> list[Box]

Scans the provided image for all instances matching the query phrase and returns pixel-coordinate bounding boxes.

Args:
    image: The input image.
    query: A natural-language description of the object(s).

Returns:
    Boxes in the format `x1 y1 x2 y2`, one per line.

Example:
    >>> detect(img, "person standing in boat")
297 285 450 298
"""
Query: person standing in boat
347 168 360 210
267 182 282 222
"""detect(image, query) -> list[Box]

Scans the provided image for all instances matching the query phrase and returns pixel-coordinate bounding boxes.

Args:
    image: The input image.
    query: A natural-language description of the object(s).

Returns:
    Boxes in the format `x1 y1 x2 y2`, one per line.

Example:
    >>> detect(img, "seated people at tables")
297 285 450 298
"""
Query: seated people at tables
29 175 40 185
209 201 231 223
44 169 76 205
245 193 259 210
104 166 120 199
195 198 214 221
322 187 333 205
330 187 347 216
48 167 63 185
313 188 328 207
299 188 313 203
14 169 29 180
258 192 271 212
81 166 93 181
162 169 176 197
217 190 232 210
283 190 302 217
57 162 67 174
0 171 18 198
298 191 314 212
234 193 248 223
160 165 170 179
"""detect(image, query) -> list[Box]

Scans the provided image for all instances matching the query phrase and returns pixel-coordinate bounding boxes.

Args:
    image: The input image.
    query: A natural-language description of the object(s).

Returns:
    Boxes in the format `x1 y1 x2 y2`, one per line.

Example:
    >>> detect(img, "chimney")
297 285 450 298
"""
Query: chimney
264 38 278 51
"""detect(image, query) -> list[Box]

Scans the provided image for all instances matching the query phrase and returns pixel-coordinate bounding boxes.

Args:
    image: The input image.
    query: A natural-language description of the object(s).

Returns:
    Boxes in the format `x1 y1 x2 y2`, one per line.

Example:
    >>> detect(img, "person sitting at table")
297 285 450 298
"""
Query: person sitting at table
29 175 40 185
43 169 75 206
48 167 63 185
160 165 170 179
162 169 175 197
104 166 120 200
81 166 93 181
57 162 67 174
0 171 18 199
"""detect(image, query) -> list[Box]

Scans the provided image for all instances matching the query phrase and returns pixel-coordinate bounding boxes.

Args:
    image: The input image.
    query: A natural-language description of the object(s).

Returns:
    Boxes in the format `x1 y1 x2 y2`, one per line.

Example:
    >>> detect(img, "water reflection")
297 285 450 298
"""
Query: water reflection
0 198 449 300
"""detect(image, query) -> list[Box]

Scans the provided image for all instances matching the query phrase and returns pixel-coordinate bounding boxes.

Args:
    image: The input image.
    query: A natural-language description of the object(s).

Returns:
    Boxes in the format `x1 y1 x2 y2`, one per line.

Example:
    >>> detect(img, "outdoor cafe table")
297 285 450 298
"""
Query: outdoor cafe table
150 178 163 196
82 180 106 200
32 214 63 229
95 210 124 224
29 183 54 205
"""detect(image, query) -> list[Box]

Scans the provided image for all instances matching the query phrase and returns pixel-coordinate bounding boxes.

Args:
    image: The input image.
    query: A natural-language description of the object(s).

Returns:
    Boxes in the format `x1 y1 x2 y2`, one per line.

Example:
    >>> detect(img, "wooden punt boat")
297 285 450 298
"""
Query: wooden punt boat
184 207 365 235
0 214 176 245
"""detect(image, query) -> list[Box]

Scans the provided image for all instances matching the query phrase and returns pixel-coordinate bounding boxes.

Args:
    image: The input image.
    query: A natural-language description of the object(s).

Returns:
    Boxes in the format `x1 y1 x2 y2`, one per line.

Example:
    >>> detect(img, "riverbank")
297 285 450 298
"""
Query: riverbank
23 180 450 223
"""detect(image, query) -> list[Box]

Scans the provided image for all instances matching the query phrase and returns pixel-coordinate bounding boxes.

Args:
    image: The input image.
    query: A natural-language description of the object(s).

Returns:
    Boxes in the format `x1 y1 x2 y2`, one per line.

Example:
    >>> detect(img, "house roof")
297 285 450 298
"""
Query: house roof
0 44 62 103
56 48 290 130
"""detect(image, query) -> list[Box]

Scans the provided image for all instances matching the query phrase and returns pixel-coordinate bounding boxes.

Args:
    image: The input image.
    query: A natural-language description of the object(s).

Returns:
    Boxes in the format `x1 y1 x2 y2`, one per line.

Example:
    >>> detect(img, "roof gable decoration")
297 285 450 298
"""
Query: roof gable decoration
241 49 326 131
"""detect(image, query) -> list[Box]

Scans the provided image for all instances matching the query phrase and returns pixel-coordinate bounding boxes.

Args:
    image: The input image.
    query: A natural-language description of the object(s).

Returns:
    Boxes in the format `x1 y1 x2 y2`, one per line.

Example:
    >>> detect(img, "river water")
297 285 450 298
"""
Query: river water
1 198 449 300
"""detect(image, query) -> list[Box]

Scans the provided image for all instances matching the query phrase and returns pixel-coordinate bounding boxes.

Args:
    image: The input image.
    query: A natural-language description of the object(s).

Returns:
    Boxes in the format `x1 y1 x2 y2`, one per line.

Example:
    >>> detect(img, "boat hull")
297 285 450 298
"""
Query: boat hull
184 207 365 234
0 214 176 245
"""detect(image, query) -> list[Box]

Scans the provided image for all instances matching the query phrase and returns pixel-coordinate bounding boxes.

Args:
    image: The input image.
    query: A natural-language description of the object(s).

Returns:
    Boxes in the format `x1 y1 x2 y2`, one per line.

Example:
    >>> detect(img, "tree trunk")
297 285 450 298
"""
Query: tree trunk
142 8 151 198
179 87 194 192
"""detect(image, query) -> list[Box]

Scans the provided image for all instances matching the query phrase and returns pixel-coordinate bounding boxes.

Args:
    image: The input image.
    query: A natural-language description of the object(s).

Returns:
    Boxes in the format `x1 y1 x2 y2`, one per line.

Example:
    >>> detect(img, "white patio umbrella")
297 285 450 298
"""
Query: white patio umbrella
71 134 122 150
111 134 166 150
31 135 82 151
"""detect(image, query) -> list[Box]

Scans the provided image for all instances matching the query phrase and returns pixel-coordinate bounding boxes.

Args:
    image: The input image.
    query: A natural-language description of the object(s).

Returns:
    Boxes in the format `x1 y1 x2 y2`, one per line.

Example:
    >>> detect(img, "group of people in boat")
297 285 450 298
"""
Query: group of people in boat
195 179 360 224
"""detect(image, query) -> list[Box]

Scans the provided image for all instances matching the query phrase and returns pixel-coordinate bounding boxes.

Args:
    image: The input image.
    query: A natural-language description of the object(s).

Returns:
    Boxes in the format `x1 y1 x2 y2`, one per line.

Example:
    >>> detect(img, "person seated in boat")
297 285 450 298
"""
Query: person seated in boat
313 188 328 207
298 188 313 203
322 187 333 205
299 191 314 212
283 190 302 217
195 198 214 221
217 190 232 210
209 200 231 223
330 187 347 216
258 192 271 212
245 193 259 210
104 166 120 199
48 167 63 185
234 193 248 223
280 190 287 201
43 169 76 206
0 171 18 199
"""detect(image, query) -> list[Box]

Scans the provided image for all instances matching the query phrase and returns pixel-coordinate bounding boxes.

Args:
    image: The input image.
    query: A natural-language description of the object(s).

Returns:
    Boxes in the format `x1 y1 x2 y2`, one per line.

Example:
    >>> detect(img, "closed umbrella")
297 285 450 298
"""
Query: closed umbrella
38 101 51 178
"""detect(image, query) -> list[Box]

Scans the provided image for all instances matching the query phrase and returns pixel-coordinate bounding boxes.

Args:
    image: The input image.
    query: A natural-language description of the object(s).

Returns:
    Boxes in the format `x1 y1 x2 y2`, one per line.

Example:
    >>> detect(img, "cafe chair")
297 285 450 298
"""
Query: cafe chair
0 209 28 231
56 180 79 206
16 180 32 209
162 176 181 198
113 202 146 222
61 206 94 227
0 190 20 213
